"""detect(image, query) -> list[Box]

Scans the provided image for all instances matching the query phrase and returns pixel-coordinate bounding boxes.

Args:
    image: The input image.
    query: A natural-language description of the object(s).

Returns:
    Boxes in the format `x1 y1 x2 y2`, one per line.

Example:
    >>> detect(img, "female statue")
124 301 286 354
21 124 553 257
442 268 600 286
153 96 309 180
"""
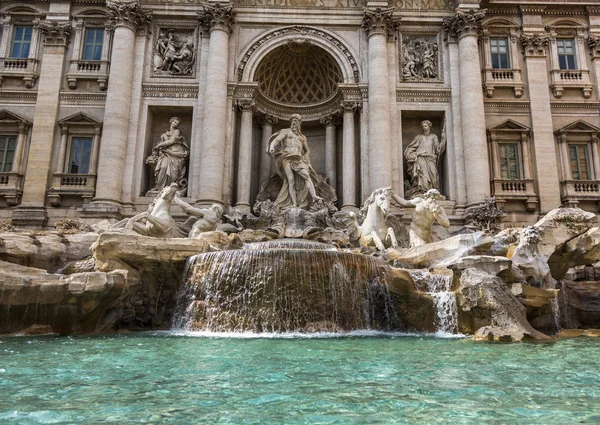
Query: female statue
404 120 446 198
146 117 189 194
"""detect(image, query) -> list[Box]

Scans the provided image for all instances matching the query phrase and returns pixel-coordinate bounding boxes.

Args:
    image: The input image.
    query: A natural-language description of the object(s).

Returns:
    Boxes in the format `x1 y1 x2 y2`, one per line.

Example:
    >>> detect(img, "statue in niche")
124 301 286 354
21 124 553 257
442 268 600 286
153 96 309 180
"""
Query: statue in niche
391 189 450 247
146 117 189 196
404 120 446 199
256 114 336 212
402 36 439 80
153 29 195 75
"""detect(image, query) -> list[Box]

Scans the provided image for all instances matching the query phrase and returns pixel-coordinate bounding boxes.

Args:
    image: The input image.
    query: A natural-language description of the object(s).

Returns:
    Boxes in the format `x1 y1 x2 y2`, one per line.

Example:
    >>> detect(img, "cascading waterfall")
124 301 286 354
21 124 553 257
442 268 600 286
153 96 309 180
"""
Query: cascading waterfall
410 270 458 334
172 239 400 333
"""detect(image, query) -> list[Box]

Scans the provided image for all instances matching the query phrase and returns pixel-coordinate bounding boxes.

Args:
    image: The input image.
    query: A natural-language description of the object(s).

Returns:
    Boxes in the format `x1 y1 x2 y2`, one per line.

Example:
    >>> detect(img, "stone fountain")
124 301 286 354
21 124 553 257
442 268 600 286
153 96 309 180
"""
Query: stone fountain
1 116 600 341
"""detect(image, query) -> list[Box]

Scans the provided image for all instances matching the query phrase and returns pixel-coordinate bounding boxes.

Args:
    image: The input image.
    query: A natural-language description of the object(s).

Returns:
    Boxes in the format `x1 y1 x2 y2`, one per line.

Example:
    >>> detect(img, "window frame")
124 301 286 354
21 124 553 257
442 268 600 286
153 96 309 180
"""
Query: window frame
498 142 521 180
9 25 33 59
81 27 104 62
556 38 577 71
67 136 93 175
568 143 591 181
490 37 510 69
0 134 17 172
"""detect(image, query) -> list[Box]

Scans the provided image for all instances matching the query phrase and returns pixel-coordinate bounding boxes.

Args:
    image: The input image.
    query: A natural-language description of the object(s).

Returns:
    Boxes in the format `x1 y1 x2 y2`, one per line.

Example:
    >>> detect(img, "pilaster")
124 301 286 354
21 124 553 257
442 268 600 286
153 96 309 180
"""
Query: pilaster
235 98 256 212
519 32 561 212
13 20 72 227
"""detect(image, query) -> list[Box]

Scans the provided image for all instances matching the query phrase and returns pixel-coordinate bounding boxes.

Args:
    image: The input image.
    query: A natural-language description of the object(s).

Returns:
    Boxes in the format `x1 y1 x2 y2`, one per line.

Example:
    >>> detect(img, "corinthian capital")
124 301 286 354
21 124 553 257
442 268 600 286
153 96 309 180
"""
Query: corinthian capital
362 8 399 39
236 99 256 111
107 0 152 31
520 33 551 57
39 21 72 46
443 9 486 39
198 3 235 33
340 100 360 113
589 35 600 58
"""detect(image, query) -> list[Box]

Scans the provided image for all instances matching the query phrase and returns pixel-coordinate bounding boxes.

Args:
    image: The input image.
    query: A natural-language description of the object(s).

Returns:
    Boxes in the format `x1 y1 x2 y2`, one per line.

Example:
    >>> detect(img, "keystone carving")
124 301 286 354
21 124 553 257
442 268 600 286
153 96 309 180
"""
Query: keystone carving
39 21 72 46
520 34 551 56
198 3 235 33
106 0 152 31
443 9 486 38
361 8 399 39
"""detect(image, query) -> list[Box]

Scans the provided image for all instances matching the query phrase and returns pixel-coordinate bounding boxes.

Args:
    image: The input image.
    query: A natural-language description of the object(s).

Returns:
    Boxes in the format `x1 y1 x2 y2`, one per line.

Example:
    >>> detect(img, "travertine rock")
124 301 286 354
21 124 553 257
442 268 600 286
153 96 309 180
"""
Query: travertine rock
548 227 600 281
457 268 549 341
386 232 493 268
0 259 129 334
511 208 596 287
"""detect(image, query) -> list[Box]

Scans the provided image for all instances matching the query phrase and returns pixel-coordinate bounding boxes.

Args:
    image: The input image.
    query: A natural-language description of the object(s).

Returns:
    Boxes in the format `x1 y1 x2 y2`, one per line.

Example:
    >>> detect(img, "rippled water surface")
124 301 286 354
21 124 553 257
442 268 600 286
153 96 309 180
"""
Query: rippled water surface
1 332 600 424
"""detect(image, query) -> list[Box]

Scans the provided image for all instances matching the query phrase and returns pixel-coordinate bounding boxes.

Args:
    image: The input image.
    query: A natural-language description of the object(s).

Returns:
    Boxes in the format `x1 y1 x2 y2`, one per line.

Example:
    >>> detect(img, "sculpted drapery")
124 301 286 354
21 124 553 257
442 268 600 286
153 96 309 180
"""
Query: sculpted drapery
404 120 446 198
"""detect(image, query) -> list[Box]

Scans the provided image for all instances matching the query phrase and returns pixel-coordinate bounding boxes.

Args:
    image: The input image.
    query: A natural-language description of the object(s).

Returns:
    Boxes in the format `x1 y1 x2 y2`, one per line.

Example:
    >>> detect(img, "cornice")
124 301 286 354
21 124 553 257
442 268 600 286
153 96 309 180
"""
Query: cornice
142 84 199 98
396 88 451 103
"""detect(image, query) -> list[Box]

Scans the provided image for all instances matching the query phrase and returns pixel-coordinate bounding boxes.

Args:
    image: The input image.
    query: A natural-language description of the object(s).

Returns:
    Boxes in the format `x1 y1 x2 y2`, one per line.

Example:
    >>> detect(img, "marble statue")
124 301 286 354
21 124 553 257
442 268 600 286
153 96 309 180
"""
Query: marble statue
404 120 446 198
402 36 439 80
174 196 225 238
146 117 189 195
392 188 450 247
335 187 398 251
267 114 323 210
111 183 187 238
153 29 195 75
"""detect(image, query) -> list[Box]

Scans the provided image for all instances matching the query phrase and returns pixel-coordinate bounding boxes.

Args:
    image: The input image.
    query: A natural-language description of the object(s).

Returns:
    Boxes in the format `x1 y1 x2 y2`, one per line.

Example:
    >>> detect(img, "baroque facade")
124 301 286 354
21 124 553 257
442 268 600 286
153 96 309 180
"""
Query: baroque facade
0 0 599 228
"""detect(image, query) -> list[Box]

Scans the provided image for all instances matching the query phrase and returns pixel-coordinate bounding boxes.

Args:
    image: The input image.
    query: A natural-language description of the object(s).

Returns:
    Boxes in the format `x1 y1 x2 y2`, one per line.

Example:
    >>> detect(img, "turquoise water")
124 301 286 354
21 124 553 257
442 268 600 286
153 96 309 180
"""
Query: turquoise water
1 332 600 424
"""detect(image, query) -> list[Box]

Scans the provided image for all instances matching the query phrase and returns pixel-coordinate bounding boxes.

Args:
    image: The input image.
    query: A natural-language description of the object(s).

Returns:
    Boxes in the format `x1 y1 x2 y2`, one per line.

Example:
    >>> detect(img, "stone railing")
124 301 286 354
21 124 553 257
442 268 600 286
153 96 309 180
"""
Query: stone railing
0 58 39 88
491 178 537 211
66 59 109 90
47 173 96 206
550 69 593 98
561 179 600 206
0 172 24 206
482 68 523 98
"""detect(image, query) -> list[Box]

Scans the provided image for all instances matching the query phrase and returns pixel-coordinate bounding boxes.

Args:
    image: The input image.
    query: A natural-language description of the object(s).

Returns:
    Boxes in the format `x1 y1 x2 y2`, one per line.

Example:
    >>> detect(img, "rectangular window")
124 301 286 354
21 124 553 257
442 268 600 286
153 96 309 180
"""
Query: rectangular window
10 26 32 59
557 39 577 70
569 144 590 180
68 137 93 174
499 143 520 179
490 38 510 69
0 135 17 172
82 28 104 61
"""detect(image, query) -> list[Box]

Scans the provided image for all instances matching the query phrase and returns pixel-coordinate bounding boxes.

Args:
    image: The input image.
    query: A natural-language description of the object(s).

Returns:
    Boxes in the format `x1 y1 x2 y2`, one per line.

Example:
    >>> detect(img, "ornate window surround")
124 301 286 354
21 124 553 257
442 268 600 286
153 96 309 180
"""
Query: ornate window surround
0 4 44 89
547 19 593 99
487 119 537 211
0 109 30 206
66 8 114 90
481 18 524 98
48 112 102 207
556 120 600 207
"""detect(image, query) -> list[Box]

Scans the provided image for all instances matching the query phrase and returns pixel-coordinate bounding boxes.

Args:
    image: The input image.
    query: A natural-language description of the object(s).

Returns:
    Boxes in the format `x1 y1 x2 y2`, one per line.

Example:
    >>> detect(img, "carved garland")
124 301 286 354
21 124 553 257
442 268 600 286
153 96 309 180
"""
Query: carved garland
237 26 361 83
520 33 551 56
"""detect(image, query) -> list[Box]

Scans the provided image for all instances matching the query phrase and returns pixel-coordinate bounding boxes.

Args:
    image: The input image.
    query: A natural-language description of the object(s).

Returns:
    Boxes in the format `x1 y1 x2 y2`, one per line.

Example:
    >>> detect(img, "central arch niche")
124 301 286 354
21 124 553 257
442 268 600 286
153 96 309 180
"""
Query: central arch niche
255 41 343 106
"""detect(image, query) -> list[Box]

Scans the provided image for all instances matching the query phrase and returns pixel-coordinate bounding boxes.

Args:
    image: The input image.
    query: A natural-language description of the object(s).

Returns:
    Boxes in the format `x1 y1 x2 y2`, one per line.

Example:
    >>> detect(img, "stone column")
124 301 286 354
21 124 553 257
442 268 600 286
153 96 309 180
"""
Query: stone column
11 123 29 174
235 99 255 212
446 37 467 207
257 115 277 186
55 126 69 174
521 133 532 180
13 21 72 227
90 0 151 212
196 3 234 206
444 9 490 206
520 32 562 212
341 101 359 210
89 127 102 175
320 115 340 189
362 8 398 192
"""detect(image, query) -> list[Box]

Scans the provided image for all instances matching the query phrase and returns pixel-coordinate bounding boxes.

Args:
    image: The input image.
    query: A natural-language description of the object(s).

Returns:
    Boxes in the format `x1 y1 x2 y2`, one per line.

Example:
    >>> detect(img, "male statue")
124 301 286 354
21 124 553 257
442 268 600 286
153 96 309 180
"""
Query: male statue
404 120 446 198
392 188 450 247
174 196 225 238
267 114 323 210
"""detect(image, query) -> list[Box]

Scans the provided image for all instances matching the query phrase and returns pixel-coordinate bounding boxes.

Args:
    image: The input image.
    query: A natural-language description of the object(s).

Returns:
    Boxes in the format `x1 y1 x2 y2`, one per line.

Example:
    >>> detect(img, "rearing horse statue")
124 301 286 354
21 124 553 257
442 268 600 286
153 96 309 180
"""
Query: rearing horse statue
335 187 398 251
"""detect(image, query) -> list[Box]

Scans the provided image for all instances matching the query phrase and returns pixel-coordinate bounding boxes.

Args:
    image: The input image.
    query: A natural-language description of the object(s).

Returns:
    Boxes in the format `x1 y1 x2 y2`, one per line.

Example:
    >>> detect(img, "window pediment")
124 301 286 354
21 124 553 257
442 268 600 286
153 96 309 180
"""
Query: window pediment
489 119 530 133
556 120 600 135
